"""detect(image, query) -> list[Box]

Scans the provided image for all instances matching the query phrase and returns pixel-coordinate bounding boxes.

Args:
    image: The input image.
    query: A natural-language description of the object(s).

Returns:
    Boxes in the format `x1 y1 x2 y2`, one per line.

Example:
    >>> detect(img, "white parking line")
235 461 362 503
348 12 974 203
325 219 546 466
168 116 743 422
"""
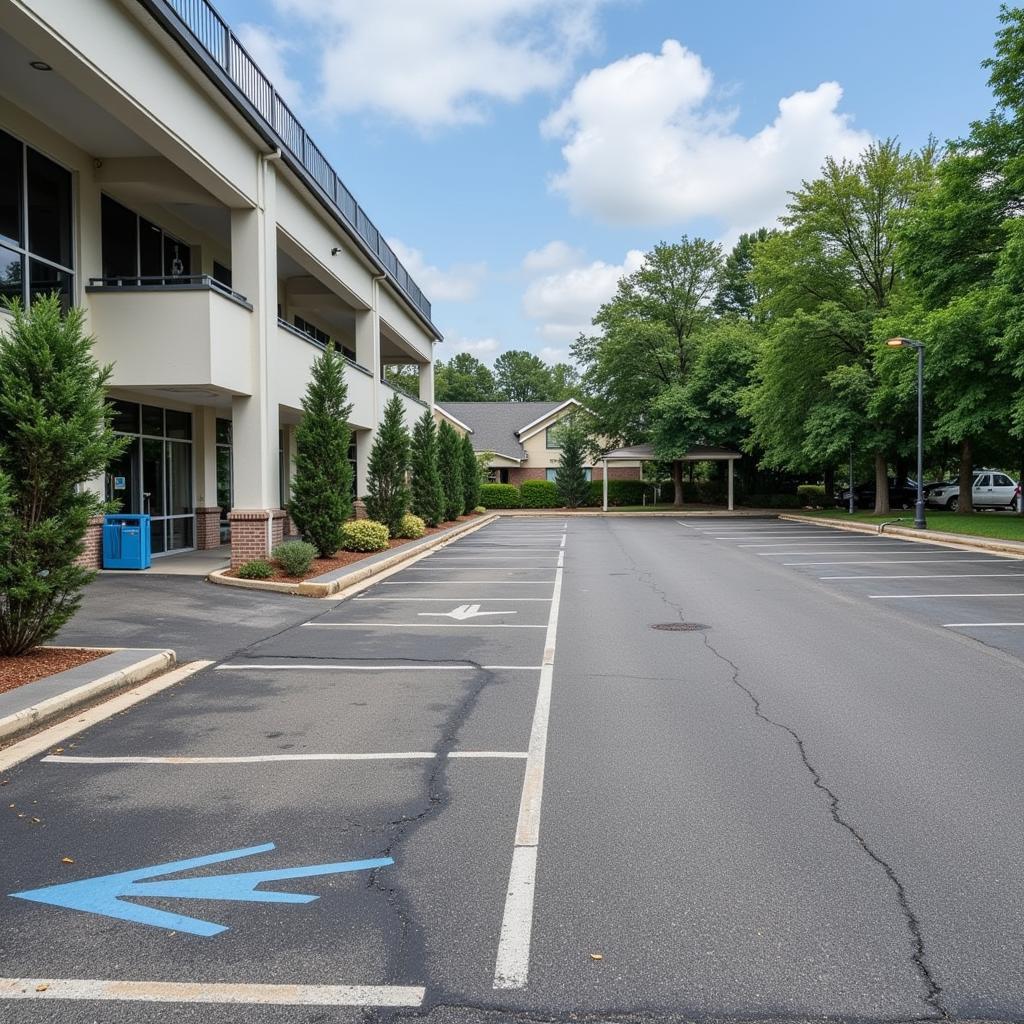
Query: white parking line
380 580 556 585
42 751 530 765
354 597 553 602
943 622 1024 628
869 593 1024 599
0 978 425 1008
215 663 545 670
399 566 559 572
493 546 564 990
822 573 1024 580
758 549 962 556
303 622 547 630
784 558 1010 566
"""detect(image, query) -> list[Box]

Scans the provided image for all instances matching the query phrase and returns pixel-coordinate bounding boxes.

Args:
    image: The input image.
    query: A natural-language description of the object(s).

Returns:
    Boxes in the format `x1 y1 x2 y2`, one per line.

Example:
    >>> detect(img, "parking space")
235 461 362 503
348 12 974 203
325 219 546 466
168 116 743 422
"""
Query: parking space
681 518 1024 658
0 517 566 1016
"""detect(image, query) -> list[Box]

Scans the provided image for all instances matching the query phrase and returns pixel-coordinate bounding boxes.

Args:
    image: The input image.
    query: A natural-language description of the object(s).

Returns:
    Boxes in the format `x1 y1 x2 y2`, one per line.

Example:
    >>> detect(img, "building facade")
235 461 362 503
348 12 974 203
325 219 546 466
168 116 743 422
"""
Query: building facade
0 0 441 567
435 400 641 485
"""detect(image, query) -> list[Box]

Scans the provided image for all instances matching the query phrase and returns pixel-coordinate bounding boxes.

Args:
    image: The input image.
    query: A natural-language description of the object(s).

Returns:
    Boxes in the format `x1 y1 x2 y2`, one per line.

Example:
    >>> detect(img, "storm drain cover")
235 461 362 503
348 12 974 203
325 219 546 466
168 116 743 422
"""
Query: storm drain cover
651 622 709 632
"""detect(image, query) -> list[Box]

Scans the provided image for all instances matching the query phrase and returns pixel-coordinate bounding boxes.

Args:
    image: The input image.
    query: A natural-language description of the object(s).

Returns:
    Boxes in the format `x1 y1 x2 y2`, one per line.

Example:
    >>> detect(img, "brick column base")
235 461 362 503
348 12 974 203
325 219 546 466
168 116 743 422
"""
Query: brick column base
227 509 286 567
194 507 223 550
75 515 105 570
353 499 368 520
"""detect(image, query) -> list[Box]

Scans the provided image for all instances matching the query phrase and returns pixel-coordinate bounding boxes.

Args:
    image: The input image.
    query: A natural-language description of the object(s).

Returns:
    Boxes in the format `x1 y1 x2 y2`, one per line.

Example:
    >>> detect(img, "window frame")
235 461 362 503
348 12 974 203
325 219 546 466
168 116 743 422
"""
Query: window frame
0 128 75 309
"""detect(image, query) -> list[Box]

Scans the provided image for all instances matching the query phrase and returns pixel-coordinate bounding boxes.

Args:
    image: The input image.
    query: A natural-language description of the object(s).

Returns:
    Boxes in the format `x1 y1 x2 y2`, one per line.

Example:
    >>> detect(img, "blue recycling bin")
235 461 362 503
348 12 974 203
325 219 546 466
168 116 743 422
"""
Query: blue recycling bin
102 514 152 569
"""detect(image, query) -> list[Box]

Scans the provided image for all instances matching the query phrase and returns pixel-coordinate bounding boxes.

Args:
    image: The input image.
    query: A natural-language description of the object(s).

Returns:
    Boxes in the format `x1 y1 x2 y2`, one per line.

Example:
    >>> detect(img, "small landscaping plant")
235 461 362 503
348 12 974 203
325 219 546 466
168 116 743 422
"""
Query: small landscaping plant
272 540 317 577
342 519 390 552
238 559 274 580
520 479 561 508
474 505 486 514
396 513 426 539
479 483 520 508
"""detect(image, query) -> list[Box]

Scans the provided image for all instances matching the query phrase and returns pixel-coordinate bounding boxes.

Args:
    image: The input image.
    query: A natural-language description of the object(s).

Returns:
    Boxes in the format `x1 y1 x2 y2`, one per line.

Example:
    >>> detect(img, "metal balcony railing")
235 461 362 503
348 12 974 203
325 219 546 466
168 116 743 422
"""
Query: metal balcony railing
86 274 252 308
157 0 433 325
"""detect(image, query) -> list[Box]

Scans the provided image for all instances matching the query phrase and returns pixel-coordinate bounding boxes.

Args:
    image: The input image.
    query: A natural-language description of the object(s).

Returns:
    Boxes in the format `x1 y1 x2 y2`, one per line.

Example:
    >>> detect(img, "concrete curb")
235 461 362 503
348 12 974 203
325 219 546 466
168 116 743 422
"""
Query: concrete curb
0 647 176 745
779 514 1024 558
208 514 501 598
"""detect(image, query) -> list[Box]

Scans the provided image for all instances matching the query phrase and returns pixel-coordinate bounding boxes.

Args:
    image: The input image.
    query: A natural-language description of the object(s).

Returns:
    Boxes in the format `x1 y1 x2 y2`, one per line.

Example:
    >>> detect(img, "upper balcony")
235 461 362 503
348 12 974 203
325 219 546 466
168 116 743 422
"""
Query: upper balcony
146 0 437 335
85 274 253 396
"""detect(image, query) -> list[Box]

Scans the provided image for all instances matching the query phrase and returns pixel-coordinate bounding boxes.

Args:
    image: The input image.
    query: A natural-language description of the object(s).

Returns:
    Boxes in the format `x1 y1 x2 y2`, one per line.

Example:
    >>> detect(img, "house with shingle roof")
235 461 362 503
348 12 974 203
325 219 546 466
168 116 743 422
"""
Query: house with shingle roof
435 400 641 485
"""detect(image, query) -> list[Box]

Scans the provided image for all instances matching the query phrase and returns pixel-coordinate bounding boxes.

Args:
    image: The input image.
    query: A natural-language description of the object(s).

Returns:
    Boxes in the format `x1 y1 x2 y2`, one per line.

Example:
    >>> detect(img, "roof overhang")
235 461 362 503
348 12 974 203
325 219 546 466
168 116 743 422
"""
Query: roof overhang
516 398 586 443
602 443 742 462
433 404 474 434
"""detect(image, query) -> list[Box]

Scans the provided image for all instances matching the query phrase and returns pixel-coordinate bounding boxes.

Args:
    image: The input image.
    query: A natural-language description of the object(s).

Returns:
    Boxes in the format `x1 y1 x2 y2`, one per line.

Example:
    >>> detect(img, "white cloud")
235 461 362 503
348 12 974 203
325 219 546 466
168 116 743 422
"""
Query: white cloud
543 39 872 233
442 331 502 359
538 345 572 364
389 239 486 303
521 247 645 341
521 240 585 274
236 24 303 109
274 0 605 129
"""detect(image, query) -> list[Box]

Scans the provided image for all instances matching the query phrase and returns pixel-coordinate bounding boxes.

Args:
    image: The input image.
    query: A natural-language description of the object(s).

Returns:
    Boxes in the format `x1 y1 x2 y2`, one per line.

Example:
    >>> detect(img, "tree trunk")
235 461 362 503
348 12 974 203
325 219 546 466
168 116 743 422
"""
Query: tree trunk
872 452 890 515
672 460 684 507
958 437 973 514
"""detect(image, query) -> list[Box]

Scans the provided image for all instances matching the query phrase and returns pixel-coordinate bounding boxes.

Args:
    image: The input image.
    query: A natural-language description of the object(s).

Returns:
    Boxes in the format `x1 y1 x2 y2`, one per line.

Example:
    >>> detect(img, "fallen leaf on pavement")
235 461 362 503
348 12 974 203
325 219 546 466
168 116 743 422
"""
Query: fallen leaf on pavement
61 857 74 864
590 953 603 961
35 984 48 992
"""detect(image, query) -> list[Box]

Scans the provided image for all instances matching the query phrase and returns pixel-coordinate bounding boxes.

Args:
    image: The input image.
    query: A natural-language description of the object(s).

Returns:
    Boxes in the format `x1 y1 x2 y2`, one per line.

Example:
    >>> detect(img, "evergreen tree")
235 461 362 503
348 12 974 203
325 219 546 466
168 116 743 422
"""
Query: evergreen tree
460 433 481 512
554 417 590 508
289 343 352 557
364 392 411 534
410 409 444 527
437 420 465 520
0 295 126 655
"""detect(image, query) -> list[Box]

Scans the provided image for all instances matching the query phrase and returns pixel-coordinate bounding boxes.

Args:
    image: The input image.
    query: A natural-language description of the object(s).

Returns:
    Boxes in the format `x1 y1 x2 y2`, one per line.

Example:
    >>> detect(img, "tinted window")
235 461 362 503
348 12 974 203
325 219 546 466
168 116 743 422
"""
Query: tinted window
139 218 162 278
141 404 164 437
164 234 190 277
110 399 139 434
975 475 991 487
29 258 72 312
101 195 137 280
995 474 1013 487
26 148 72 268
0 130 22 245
212 261 232 289
0 243 23 305
165 408 192 440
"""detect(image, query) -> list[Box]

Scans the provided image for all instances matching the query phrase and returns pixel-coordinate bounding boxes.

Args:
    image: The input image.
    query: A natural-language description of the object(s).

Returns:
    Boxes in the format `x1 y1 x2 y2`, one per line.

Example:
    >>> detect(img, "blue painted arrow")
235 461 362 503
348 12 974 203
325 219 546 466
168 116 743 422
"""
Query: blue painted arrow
9 842 392 936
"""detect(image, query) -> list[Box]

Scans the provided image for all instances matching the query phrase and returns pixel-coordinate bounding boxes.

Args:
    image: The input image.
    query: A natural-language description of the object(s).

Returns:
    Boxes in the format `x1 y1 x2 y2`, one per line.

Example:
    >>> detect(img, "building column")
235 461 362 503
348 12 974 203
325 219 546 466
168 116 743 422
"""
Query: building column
727 459 735 512
226 156 284 566
193 406 221 549
419 349 434 406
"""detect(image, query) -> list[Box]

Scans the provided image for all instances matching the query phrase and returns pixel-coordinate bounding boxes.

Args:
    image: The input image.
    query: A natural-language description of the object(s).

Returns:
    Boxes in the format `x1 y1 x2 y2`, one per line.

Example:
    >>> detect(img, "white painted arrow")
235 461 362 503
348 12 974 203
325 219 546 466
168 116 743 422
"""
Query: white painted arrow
418 604 516 620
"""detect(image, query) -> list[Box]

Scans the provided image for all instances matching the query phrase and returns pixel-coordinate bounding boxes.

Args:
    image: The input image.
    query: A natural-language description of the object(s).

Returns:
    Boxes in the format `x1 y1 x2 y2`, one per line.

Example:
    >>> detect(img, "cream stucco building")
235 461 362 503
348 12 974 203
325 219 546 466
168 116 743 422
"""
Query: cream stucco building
1 0 441 566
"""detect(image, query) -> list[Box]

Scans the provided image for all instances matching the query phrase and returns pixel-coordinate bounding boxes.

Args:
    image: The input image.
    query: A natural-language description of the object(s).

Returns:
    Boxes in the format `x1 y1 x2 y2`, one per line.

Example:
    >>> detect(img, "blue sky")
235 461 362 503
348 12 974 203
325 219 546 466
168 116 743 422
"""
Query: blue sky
214 0 1005 365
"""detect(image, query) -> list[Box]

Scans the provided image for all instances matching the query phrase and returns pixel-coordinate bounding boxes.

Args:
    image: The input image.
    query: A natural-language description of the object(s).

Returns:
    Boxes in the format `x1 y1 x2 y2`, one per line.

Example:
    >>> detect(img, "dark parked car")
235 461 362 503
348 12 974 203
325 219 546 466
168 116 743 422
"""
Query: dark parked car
836 478 919 510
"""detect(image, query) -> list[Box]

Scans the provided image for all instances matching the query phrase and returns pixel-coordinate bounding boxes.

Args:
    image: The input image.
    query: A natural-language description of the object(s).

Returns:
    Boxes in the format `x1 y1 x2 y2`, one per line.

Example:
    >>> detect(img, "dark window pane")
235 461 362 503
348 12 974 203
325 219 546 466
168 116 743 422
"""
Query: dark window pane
167 441 192 515
101 195 138 281
212 261 231 288
0 130 22 246
164 234 190 278
216 445 232 514
142 438 165 515
150 517 165 555
139 219 162 279
342 345 356 362
0 244 23 306
109 399 139 434
168 517 193 551
105 436 139 512
141 404 164 437
216 417 232 444
29 258 72 312
26 148 72 268
165 408 191 440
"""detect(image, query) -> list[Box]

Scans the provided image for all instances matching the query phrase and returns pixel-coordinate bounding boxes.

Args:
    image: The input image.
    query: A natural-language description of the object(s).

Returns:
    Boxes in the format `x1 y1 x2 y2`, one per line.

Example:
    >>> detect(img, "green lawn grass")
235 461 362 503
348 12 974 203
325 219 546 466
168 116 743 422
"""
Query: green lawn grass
794 508 1024 541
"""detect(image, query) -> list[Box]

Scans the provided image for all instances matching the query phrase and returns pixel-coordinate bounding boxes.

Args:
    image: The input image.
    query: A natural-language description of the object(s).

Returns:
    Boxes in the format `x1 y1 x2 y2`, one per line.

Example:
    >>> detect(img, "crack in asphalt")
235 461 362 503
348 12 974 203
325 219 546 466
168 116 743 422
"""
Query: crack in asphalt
602 520 950 1021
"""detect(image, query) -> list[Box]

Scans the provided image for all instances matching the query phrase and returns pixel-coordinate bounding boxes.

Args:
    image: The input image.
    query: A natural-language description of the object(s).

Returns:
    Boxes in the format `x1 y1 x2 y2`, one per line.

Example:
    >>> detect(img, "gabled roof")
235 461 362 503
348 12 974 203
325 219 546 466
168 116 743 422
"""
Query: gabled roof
437 401 567 459
603 443 742 461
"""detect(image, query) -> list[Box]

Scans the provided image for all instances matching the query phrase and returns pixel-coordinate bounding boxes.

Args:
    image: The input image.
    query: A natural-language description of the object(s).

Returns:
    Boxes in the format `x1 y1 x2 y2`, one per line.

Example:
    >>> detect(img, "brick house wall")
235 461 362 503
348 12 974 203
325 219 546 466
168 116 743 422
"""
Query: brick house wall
75 515 105 570
507 467 547 486
591 466 641 480
193 507 222 550
227 509 286 567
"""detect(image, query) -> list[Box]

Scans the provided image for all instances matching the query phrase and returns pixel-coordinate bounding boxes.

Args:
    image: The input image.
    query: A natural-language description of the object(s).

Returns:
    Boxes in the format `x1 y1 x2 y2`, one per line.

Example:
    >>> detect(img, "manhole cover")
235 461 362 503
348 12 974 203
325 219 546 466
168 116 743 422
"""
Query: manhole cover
651 622 708 632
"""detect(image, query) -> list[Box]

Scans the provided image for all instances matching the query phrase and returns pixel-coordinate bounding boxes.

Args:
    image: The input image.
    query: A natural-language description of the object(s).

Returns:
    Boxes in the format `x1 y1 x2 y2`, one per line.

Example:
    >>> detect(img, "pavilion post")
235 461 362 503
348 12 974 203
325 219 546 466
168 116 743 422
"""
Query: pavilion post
602 459 609 511
727 459 734 511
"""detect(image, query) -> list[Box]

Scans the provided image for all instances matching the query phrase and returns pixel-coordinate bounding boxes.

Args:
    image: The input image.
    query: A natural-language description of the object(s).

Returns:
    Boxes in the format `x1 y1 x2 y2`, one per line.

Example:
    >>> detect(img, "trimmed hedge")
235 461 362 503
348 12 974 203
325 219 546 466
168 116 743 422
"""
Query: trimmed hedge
797 484 827 506
519 479 561 508
585 479 655 506
342 519 390 551
272 540 316 577
480 483 521 508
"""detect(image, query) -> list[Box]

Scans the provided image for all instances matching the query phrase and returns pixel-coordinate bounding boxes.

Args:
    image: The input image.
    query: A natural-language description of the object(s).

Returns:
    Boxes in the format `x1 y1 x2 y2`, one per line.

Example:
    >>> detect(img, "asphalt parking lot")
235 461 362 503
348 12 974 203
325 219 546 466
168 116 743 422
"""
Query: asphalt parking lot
680 517 1024 660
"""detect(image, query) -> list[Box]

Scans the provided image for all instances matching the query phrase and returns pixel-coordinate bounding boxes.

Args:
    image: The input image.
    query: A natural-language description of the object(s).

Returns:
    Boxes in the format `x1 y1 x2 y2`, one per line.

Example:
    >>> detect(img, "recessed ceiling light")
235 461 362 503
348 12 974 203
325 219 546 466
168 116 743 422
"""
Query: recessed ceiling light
29 60 52 71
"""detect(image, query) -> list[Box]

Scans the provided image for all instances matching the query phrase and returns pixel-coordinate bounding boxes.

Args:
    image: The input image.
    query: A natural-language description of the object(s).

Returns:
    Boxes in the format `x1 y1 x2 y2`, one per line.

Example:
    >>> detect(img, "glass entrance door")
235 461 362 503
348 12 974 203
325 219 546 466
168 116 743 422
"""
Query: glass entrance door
106 401 194 555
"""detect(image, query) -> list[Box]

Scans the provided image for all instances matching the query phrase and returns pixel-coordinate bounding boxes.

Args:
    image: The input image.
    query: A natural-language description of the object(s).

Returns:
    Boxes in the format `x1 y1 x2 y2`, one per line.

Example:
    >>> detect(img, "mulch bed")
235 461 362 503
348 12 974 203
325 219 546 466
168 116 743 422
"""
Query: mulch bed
226 515 481 583
0 647 108 695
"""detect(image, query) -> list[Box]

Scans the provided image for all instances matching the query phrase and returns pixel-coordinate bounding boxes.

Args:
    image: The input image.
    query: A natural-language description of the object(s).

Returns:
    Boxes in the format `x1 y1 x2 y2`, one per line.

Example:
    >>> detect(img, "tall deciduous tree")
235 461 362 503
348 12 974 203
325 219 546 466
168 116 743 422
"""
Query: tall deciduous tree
410 410 444 527
290 343 353 556
714 228 774 320
460 433 481 512
434 353 498 402
573 236 725 505
437 420 465 521
493 349 556 401
364 392 411 535
0 296 126 655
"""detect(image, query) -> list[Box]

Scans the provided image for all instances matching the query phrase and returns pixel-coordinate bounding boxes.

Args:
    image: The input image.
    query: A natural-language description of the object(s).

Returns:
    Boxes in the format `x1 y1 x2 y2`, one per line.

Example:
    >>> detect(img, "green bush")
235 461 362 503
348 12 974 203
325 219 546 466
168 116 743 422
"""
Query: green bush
272 540 317 577
396 512 426 539
479 483 521 508
520 479 561 508
342 519 390 552
473 505 486 514
585 479 654 506
797 484 827 506
238 559 274 580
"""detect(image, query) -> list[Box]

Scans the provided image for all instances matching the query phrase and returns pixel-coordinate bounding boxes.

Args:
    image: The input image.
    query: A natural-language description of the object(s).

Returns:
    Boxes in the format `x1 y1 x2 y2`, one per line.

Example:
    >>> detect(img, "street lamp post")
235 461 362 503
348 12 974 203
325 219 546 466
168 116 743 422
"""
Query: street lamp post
887 337 926 529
